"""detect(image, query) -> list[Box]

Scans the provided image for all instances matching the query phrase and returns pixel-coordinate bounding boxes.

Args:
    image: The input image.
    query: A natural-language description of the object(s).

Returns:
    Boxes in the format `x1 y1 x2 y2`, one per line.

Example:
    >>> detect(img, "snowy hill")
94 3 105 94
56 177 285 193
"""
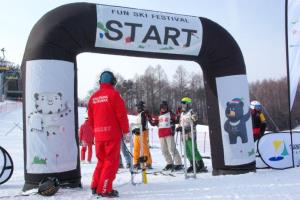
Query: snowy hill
1 102 300 199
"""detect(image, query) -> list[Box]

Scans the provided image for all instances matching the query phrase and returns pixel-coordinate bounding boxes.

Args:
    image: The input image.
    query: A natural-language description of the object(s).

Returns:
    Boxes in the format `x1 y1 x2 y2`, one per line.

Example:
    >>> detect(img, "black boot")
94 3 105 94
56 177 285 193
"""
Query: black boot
173 164 183 171
146 164 153 170
163 164 173 171
186 165 194 173
99 189 119 198
196 160 207 173
126 163 131 169
187 160 194 173
133 164 141 170
91 188 96 195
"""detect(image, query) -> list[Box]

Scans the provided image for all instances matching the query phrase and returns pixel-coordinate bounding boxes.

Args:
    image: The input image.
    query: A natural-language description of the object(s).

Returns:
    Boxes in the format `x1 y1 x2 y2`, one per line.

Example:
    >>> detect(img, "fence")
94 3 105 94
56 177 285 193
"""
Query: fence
0 101 22 113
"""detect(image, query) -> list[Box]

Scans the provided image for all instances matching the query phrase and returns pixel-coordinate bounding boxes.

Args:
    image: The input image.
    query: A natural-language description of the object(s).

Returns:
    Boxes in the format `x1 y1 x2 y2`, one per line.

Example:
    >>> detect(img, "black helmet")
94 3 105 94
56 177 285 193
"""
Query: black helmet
160 101 168 110
38 177 60 196
136 101 145 112
99 71 117 86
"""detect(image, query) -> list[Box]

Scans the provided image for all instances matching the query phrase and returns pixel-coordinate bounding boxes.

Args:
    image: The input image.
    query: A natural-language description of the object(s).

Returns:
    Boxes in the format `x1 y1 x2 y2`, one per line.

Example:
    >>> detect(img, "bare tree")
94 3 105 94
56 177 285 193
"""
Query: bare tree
172 65 188 101
143 66 157 113
250 78 290 131
154 64 168 103
188 72 207 124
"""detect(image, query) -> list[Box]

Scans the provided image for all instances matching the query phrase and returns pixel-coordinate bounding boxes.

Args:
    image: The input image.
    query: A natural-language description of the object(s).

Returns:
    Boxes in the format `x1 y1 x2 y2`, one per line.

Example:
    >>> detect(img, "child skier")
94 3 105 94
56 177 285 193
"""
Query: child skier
79 118 94 163
150 101 183 171
176 97 207 173
132 101 153 170
250 100 267 141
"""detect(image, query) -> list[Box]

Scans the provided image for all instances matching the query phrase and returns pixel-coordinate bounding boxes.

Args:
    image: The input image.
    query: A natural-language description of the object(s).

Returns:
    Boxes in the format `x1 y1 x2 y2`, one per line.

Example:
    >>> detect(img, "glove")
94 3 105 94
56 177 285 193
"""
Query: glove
176 126 182 132
79 141 82 146
184 126 191 134
151 116 159 125
123 133 130 143
132 128 140 135
191 114 197 122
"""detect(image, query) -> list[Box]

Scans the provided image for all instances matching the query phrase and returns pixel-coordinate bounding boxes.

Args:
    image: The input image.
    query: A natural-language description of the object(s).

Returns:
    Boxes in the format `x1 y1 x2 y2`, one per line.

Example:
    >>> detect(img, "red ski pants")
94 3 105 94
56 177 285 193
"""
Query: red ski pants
81 144 93 162
91 139 120 194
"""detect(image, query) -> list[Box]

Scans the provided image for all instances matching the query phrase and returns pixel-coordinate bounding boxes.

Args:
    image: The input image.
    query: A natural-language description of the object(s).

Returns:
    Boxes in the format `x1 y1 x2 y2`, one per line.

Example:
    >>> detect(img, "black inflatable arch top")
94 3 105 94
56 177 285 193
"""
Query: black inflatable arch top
22 3 255 190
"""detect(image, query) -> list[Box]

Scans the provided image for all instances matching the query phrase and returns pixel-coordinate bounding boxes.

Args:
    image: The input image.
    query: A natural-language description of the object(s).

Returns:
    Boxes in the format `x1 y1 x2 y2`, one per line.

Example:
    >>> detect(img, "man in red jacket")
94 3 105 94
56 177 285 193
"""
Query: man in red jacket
88 71 129 198
79 118 94 163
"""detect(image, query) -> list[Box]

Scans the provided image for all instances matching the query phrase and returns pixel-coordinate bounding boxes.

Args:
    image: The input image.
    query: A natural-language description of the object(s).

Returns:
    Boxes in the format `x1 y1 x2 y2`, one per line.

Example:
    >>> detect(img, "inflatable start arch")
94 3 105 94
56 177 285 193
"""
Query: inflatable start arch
21 3 255 190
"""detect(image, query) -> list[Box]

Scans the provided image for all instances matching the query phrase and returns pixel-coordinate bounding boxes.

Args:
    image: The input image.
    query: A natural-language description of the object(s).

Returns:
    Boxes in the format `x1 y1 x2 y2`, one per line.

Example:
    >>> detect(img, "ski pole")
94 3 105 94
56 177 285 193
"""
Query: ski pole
139 112 148 184
190 120 197 178
179 130 183 157
252 94 280 132
174 131 179 162
175 130 178 146
181 120 188 179
151 127 154 148
129 123 135 185
203 131 207 154
261 105 280 132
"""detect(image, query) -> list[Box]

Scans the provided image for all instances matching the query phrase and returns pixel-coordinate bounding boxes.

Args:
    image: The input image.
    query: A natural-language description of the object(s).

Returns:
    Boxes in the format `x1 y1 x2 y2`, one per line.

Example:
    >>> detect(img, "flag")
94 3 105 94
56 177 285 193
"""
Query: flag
287 0 300 110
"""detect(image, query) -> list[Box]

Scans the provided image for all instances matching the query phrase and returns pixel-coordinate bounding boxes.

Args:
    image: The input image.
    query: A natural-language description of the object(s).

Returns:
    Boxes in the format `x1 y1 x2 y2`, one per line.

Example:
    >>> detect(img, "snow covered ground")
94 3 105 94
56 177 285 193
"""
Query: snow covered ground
1 101 300 199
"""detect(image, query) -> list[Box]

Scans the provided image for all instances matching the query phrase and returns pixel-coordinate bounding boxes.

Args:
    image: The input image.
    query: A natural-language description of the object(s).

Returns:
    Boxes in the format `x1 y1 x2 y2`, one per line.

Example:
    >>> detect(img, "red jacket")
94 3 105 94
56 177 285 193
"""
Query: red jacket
79 119 94 144
151 111 176 138
88 83 129 142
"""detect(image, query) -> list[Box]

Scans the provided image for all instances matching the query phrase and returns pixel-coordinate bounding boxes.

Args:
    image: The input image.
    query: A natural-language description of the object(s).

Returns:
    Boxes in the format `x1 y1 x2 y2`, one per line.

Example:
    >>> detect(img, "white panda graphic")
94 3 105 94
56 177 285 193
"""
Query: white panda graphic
27 92 71 136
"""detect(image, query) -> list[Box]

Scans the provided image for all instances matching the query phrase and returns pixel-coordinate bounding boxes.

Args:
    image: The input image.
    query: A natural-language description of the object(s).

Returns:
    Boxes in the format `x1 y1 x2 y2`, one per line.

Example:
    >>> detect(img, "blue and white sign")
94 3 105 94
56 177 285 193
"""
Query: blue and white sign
258 132 300 169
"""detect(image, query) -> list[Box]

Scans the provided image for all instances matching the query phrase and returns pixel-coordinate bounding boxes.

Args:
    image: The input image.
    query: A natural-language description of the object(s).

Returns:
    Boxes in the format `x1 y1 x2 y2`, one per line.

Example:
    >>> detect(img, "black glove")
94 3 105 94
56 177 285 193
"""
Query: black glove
176 126 182 132
132 128 140 135
184 126 191 133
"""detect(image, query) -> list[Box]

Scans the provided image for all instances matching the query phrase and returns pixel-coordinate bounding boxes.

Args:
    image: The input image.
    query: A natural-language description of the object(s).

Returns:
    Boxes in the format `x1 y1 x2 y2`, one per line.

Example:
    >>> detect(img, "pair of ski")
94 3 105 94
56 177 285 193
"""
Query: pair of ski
147 169 181 177
0 189 38 199
129 111 148 185
0 188 83 199
147 166 208 178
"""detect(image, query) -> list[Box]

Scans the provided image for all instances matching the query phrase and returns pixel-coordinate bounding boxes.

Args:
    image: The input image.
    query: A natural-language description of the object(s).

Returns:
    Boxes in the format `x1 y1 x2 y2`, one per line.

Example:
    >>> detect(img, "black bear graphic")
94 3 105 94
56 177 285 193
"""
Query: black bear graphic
224 98 250 144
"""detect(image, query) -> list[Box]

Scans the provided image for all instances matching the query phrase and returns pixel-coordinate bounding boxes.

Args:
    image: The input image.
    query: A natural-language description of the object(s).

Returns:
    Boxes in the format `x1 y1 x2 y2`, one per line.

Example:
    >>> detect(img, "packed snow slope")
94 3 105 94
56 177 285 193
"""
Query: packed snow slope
0 101 300 199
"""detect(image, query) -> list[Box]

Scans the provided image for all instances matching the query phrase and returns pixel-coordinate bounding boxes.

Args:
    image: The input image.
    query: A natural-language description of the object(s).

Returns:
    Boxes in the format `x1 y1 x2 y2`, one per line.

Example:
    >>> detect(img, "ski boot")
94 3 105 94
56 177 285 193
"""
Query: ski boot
91 188 96 195
196 160 208 173
98 189 119 198
187 160 194 173
126 163 131 169
133 163 141 170
163 164 173 171
146 164 153 170
173 164 183 171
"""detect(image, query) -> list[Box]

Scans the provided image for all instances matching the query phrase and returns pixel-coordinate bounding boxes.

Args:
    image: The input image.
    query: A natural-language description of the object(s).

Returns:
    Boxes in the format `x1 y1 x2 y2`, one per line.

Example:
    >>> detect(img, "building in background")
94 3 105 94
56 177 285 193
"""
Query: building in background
0 59 22 101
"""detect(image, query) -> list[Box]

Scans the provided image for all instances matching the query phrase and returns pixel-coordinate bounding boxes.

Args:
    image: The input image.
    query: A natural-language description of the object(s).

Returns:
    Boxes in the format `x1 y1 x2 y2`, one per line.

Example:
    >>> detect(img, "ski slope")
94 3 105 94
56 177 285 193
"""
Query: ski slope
1 101 300 199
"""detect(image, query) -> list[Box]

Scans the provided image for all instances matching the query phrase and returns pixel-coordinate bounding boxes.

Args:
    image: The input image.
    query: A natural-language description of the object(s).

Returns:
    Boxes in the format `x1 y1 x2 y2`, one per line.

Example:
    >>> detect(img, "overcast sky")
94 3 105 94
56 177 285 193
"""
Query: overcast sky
0 0 287 99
